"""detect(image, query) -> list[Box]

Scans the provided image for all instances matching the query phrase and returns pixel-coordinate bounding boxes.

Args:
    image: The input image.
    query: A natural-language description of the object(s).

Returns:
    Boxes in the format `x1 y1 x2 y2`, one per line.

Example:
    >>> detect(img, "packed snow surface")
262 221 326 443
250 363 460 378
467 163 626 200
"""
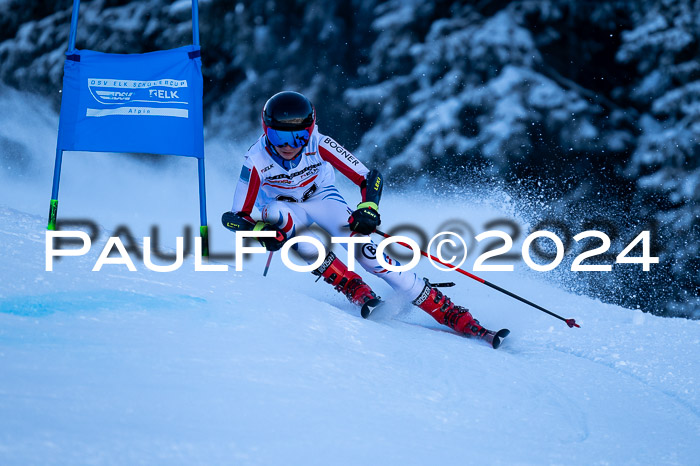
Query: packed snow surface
1 87 699 464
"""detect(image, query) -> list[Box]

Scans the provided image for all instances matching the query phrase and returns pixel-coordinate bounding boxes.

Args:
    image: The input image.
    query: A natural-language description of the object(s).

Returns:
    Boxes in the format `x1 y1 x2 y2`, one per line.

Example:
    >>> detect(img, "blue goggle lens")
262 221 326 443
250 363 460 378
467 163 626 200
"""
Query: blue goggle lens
266 128 310 148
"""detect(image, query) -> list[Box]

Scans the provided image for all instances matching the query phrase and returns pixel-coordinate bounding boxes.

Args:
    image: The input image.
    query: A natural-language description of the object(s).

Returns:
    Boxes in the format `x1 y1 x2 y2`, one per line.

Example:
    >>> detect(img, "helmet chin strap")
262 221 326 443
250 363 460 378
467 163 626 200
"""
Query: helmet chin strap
264 135 275 153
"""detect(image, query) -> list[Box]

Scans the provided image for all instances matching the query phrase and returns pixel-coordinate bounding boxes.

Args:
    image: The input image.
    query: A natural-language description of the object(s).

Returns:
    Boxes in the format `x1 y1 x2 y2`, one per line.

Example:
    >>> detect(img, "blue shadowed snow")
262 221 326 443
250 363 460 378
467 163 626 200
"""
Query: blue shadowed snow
0 291 206 316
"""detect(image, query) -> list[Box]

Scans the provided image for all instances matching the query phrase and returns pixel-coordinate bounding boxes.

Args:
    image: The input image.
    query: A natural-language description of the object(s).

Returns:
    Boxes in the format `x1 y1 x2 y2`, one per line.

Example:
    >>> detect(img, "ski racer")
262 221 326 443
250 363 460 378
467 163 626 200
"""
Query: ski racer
222 91 506 347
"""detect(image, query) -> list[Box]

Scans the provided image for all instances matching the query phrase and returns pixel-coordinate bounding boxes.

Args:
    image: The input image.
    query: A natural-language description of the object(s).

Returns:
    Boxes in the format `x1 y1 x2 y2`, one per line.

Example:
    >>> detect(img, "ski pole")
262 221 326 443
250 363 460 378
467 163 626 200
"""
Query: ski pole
263 251 273 277
374 229 580 328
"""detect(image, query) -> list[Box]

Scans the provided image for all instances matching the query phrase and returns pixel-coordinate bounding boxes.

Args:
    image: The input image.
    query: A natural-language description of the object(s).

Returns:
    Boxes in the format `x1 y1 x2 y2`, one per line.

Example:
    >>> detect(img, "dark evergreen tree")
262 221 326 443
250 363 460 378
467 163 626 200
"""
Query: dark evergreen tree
0 0 696 317
616 0 700 316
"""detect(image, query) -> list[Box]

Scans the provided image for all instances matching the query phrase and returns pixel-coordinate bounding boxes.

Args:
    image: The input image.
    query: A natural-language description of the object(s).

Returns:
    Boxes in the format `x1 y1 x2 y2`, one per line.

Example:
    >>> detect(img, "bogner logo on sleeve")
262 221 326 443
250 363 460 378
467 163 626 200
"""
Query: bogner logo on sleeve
323 137 360 166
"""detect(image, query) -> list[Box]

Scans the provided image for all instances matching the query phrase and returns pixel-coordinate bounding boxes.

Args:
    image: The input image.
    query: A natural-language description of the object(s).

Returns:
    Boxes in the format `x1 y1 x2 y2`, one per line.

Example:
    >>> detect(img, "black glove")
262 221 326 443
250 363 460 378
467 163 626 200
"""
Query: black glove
222 211 256 231
253 222 288 251
348 202 381 235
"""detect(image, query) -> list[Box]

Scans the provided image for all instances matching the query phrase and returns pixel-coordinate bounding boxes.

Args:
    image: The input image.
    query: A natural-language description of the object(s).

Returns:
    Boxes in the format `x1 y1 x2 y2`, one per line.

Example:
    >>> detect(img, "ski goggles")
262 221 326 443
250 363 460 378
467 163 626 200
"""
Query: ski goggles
266 128 311 148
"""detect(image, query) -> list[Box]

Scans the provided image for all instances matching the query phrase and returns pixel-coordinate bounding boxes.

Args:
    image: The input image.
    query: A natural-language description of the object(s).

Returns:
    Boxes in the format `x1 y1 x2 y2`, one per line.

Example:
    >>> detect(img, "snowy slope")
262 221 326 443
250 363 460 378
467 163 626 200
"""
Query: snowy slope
2 207 700 465
1 87 700 464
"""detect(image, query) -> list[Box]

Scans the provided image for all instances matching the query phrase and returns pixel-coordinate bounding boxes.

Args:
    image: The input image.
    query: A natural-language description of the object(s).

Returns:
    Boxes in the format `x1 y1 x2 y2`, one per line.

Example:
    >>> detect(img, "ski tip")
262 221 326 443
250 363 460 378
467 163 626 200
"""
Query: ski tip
361 298 382 319
491 328 510 349
496 328 510 338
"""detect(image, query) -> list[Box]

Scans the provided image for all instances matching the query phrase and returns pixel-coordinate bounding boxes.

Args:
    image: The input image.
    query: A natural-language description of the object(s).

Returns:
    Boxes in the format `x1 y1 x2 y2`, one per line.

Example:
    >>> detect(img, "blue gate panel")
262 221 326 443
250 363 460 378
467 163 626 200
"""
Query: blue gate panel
57 45 204 158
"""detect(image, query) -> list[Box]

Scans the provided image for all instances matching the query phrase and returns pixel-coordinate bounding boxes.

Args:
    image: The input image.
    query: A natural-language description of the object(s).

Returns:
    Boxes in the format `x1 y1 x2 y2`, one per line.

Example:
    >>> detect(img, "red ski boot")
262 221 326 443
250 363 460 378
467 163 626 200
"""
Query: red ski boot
313 252 378 306
413 279 507 347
